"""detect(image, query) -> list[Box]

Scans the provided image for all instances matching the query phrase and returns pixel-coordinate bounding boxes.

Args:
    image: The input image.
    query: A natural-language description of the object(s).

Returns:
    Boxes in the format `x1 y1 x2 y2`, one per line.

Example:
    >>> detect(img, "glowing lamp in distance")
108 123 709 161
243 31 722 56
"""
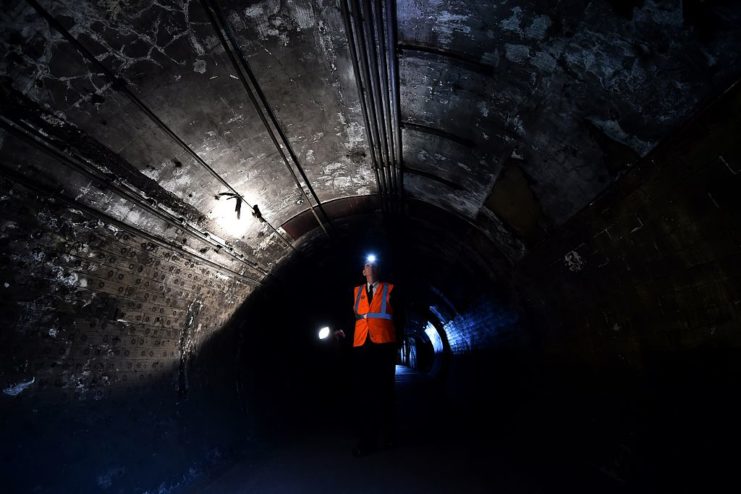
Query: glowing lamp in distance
318 326 331 340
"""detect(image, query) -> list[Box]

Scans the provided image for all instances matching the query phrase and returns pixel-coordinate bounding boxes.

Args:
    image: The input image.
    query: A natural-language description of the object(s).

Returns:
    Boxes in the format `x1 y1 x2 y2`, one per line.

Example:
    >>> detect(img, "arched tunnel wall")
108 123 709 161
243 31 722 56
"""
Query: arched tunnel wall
2 83 740 492
0 4 740 489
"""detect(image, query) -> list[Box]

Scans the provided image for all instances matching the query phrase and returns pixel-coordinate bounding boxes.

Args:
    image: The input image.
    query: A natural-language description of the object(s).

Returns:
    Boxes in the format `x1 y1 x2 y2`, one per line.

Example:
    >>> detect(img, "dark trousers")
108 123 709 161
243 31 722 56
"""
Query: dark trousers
352 341 397 446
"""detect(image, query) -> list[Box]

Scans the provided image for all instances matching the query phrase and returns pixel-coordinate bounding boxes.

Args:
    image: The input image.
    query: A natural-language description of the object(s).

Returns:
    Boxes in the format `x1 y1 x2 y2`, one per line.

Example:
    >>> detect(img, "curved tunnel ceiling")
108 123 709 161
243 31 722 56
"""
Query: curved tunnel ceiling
2 0 741 276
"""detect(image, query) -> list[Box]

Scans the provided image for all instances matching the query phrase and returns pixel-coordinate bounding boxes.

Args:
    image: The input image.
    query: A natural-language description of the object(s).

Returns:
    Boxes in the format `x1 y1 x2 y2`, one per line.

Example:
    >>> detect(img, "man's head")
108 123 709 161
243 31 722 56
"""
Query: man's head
362 258 378 284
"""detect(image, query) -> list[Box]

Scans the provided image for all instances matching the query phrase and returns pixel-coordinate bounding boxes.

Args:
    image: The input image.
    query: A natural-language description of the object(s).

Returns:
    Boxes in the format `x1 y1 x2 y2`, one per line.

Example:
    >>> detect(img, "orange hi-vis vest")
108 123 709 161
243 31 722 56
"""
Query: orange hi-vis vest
353 282 396 347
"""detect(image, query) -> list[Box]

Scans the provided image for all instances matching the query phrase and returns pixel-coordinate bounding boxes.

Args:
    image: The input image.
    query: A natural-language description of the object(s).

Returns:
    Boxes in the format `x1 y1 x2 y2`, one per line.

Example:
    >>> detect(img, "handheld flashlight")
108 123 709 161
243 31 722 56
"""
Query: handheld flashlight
318 326 331 340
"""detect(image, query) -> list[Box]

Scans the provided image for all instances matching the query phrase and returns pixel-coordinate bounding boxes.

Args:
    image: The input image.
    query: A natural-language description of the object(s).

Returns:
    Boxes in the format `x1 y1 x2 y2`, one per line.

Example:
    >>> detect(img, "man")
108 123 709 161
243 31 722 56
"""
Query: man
343 255 401 457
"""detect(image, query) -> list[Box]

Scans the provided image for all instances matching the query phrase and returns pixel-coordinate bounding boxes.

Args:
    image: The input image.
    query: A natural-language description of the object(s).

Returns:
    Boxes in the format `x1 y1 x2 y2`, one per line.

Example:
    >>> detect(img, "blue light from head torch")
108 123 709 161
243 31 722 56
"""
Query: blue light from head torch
366 254 377 264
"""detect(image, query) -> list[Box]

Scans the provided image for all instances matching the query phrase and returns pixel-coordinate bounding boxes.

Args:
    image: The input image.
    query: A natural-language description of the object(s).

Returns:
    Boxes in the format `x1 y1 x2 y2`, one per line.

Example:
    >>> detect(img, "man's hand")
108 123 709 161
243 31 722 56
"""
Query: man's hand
333 329 346 340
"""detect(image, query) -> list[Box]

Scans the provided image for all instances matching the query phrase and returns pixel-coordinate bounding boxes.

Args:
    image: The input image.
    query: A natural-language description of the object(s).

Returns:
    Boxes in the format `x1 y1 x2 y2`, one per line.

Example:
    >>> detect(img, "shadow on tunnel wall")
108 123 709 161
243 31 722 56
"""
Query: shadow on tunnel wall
495 81 741 491
2 346 253 494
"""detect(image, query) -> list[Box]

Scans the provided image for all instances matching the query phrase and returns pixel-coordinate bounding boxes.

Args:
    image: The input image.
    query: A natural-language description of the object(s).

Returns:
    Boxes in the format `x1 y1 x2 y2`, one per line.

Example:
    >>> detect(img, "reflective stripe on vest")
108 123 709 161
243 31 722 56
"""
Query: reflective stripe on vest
354 283 392 320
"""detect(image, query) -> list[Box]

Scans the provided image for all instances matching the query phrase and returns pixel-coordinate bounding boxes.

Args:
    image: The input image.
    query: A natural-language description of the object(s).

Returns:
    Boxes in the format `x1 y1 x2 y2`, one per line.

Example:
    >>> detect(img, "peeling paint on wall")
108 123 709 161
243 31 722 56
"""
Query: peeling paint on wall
504 43 530 64
3 377 35 396
433 11 471 45
564 250 585 272
587 118 654 157
525 15 551 40
178 298 203 398
193 59 207 74
500 7 523 34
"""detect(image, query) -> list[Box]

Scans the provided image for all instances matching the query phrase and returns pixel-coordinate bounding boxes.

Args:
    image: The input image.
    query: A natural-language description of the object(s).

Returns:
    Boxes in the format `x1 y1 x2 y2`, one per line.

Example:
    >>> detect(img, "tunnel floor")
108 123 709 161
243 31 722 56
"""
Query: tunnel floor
183 367 623 494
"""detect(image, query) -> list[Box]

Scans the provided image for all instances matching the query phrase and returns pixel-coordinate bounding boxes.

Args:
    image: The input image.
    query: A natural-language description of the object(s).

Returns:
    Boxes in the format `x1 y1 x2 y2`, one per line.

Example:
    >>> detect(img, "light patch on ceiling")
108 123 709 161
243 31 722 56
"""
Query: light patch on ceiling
208 195 254 238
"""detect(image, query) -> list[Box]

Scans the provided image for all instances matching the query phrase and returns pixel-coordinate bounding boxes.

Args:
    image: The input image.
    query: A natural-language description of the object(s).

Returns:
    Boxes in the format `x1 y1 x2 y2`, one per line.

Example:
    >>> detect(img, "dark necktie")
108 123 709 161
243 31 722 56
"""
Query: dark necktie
367 284 373 303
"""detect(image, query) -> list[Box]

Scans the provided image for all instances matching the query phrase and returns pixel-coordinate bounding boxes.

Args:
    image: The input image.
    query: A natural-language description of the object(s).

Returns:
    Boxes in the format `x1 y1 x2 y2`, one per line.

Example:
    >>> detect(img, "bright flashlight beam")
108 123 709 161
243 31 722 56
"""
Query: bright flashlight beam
366 254 377 264
318 326 331 340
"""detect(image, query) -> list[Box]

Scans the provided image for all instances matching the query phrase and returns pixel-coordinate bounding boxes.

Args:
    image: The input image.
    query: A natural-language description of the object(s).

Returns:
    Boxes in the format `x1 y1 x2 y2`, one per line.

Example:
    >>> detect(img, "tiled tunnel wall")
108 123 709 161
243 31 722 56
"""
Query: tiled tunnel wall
441 296 520 354
0 178 255 493
430 291 527 416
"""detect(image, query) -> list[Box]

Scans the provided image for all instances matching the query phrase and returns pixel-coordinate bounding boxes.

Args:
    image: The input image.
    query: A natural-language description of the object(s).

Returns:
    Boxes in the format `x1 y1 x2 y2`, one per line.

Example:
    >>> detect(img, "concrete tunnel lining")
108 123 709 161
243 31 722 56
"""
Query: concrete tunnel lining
1 0 741 492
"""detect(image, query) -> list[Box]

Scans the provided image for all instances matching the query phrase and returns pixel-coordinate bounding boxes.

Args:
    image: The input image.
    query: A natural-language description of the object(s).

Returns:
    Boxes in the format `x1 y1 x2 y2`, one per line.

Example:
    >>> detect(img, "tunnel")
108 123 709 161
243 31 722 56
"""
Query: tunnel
1 0 741 492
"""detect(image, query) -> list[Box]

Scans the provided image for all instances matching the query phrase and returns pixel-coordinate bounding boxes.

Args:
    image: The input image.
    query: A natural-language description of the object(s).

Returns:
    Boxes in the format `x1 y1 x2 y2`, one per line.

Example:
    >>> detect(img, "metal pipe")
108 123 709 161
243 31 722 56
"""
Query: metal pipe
366 0 395 195
339 0 384 203
351 0 390 199
350 0 388 200
381 0 400 197
378 0 398 197
349 0 389 207
360 0 393 198
386 0 404 207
